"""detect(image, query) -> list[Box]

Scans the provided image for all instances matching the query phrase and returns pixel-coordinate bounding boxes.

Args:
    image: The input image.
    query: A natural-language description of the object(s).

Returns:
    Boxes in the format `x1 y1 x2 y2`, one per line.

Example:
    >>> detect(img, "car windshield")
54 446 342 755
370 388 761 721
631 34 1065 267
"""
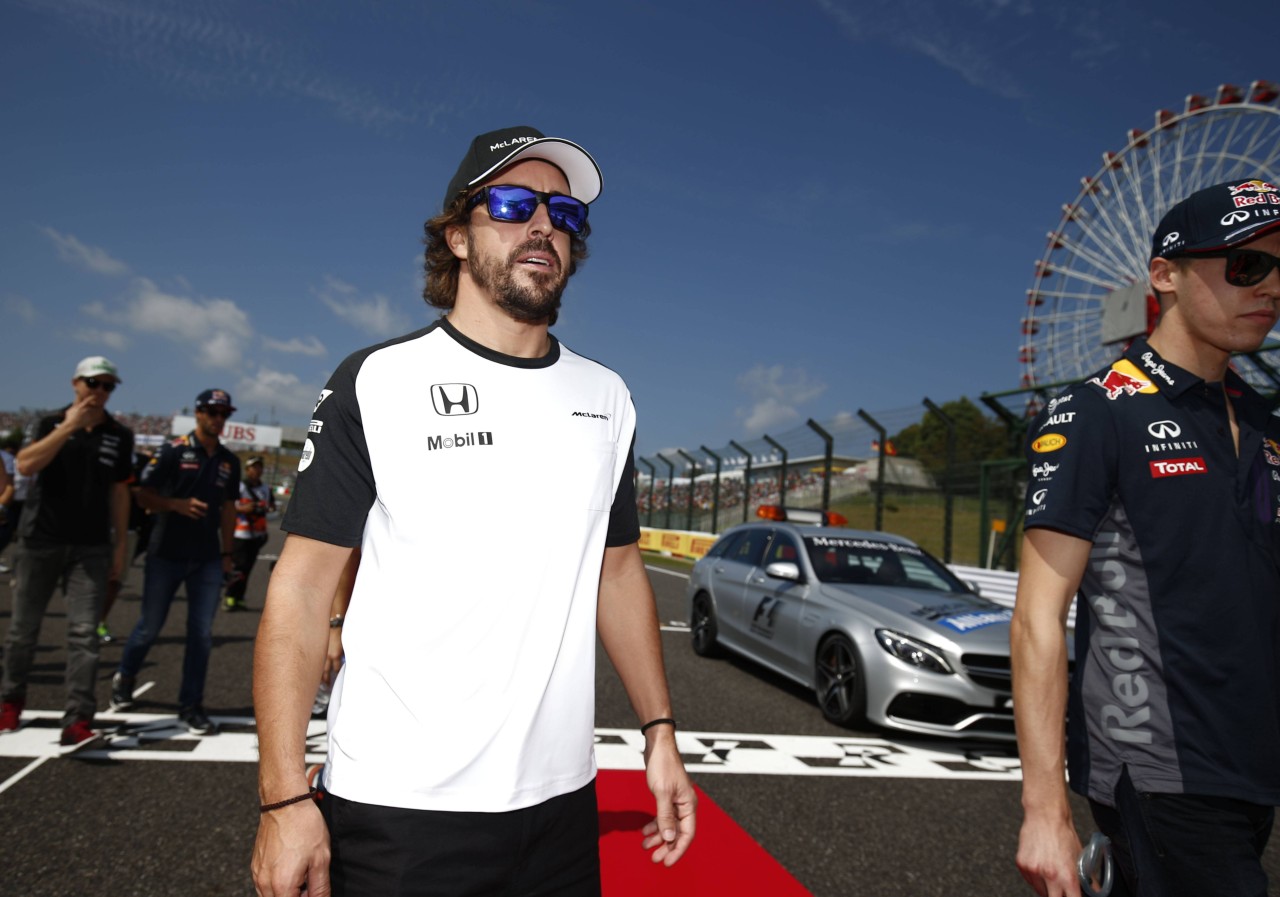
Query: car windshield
803 534 968 593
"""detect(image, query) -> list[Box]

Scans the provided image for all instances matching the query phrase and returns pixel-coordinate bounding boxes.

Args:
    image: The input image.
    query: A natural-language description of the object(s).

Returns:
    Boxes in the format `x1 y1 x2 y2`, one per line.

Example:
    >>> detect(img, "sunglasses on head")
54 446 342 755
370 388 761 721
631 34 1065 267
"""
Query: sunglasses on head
82 377 117 393
465 185 589 235
1191 247 1280 287
200 406 232 418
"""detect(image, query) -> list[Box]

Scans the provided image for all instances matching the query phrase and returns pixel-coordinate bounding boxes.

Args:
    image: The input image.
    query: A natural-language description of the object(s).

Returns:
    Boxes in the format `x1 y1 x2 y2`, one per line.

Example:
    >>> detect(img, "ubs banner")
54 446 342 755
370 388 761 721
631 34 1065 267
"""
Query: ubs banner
170 416 283 449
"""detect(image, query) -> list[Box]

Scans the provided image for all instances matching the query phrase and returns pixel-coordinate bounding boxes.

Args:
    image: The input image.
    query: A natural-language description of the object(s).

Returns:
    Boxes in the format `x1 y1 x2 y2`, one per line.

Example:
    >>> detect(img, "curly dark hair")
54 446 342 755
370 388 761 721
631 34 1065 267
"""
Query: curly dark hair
422 191 591 313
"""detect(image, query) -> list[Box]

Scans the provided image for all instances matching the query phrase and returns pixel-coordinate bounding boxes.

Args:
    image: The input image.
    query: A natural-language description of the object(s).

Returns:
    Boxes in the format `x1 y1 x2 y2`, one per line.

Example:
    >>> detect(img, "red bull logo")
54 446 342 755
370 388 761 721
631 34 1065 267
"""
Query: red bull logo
1265 438 1280 466
1089 361 1155 400
1228 179 1278 196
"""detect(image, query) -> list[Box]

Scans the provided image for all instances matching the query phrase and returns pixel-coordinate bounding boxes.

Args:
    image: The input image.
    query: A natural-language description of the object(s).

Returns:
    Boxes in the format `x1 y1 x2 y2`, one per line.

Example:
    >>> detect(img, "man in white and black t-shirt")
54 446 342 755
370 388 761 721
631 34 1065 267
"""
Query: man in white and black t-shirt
252 127 696 897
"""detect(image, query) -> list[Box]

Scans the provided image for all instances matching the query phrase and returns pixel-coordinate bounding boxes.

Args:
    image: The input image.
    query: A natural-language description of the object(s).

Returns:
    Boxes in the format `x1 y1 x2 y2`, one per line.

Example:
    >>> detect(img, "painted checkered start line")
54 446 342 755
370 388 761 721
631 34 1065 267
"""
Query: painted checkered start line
0 709 1022 781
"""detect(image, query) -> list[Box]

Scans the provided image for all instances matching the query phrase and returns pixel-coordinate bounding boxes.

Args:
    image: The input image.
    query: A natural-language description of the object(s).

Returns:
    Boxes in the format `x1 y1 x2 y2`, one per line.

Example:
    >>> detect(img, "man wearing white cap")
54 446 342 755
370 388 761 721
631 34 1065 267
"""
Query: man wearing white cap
0 356 134 746
253 127 695 896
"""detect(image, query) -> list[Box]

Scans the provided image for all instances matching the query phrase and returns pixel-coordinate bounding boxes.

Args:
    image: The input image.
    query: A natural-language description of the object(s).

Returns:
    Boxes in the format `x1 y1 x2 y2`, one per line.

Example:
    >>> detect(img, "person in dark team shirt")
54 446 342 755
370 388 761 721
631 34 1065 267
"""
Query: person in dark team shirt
111 389 240 736
0 356 134 746
1013 180 1280 897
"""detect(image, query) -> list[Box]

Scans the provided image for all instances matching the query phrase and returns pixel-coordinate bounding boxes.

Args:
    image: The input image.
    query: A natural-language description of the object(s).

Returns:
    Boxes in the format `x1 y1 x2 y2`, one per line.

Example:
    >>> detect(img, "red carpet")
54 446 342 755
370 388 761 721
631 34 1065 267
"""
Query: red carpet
597 770 813 896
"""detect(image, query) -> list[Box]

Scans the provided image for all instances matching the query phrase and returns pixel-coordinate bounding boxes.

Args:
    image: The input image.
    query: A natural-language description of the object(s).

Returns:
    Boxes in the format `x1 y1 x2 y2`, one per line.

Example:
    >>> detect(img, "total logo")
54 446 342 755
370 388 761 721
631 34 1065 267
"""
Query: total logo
1148 457 1207 478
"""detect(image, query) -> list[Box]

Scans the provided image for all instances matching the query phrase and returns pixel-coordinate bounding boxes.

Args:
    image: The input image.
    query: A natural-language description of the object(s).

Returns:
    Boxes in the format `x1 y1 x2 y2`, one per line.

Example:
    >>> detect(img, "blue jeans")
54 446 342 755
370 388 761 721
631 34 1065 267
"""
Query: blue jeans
1089 767 1274 897
119 555 223 708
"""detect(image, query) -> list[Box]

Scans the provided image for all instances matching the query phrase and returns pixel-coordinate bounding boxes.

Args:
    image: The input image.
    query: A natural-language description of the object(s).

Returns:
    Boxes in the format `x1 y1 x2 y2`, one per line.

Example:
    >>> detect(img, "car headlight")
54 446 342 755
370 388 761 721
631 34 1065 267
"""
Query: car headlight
875 629 954 675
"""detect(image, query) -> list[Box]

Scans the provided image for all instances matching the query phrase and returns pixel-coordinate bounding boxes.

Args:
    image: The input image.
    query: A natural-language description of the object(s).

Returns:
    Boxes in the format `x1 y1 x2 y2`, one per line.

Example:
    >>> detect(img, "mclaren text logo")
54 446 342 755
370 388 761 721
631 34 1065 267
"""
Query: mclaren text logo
431 383 479 416
1149 457 1207 478
427 431 493 451
572 411 611 420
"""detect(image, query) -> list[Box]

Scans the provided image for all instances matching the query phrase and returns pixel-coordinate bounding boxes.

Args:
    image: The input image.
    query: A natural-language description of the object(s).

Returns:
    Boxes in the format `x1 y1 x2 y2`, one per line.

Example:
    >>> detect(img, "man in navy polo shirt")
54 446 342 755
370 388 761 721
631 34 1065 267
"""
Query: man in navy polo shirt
112 389 240 736
1013 180 1280 896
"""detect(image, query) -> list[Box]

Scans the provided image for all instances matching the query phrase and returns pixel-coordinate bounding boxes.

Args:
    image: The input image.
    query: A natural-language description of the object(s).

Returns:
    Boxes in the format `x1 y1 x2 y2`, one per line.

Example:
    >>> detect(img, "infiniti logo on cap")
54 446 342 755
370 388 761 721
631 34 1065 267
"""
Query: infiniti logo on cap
431 384 479 416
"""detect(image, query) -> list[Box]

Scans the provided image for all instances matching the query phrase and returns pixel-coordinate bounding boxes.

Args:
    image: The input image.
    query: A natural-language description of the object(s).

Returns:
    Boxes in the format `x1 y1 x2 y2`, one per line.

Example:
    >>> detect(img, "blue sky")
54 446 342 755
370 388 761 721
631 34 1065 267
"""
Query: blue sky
2 0 1275 458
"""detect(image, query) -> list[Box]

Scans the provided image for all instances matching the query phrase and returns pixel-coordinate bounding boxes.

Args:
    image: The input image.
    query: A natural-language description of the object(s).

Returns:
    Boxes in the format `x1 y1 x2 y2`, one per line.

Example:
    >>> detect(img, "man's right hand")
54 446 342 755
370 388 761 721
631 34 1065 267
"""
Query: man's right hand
252 801 331 897
1016 815 1083 897
61 393 101 431
176 496 209 519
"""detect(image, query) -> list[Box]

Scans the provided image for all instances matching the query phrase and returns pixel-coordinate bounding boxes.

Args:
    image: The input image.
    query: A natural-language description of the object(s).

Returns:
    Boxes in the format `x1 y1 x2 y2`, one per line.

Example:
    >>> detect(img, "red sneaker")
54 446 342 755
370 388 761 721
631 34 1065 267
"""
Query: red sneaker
60 719 97 746
0 701 23 732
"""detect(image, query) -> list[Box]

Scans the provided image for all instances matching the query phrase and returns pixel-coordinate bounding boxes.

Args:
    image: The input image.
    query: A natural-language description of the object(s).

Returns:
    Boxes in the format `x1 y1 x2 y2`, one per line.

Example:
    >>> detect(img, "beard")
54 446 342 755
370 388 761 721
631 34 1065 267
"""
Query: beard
466 232 569 325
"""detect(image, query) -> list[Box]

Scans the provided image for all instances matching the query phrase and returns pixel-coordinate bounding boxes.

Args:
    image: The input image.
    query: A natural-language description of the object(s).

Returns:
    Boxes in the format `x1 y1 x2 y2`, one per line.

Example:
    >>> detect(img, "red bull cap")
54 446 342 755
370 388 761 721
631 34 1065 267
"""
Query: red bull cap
1151 177 1280 259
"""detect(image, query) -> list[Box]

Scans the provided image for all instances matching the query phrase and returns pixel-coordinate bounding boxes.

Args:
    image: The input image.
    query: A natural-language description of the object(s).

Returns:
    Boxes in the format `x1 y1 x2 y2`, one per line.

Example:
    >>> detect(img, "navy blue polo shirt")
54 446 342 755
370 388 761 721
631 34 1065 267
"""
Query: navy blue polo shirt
1024 337 1280 807
141 432 240 562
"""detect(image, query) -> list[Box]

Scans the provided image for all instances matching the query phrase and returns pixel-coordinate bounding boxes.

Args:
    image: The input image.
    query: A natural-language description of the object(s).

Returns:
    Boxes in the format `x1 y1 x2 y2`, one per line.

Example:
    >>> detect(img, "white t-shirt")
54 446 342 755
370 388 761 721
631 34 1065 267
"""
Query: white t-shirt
282 318 639 812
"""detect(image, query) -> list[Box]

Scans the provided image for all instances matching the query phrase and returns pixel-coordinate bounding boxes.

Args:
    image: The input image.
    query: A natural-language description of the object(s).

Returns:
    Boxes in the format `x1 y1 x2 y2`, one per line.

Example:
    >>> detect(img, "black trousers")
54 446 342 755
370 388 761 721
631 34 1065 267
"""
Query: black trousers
319 780 602 897
1089 767 1274 897
225 538 264 602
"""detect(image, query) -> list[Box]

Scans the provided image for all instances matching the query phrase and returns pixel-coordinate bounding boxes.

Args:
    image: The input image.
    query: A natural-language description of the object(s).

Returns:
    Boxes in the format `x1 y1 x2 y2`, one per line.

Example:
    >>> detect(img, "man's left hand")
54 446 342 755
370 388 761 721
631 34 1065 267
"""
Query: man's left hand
640 730 696 866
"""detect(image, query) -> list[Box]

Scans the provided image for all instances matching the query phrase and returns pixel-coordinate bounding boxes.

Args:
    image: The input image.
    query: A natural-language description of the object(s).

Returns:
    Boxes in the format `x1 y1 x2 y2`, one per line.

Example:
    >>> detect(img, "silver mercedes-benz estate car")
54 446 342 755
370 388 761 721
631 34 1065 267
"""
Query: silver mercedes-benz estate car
685 508 1014 740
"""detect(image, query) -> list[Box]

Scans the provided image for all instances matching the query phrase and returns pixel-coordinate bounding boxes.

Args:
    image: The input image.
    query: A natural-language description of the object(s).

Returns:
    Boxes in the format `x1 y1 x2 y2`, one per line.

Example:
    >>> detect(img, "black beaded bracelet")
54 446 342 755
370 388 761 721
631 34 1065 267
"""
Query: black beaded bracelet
259 788 320 813
640 717 677 736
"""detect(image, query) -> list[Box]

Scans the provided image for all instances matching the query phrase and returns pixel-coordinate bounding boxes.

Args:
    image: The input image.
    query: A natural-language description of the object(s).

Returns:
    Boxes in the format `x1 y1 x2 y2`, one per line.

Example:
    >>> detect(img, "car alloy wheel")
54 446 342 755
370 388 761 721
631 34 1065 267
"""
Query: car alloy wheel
815 633 866 727
691 592 722 658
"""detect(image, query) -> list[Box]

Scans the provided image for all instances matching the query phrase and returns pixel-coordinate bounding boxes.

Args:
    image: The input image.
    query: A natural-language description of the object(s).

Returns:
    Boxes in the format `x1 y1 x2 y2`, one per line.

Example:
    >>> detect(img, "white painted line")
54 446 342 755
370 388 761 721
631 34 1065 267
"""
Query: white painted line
644 565 690 580
0 711 1022 782
0 756 49 795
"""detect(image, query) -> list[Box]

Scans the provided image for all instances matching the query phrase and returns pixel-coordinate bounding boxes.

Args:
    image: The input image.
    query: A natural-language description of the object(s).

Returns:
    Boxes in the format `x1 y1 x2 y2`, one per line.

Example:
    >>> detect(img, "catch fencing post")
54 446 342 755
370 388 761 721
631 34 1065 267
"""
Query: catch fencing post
763 435 787 508
922 398 956 564
678 449 699 532
857 409 886 531
729 440 753 523
701 446 722 533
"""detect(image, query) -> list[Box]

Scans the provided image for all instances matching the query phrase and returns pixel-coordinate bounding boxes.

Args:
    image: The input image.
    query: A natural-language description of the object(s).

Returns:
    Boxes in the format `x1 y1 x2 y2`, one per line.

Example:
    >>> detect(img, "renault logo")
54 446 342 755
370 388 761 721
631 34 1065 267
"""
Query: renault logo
1147 420 1181 439
431 383 479 416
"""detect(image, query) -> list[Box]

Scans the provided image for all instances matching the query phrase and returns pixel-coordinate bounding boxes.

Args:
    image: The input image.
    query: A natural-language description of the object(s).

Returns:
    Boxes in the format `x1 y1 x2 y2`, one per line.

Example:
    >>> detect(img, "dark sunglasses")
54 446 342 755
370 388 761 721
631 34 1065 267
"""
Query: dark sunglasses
82 377 117 393
465 185 589 235
1192 247 1280 287
199 406 232 418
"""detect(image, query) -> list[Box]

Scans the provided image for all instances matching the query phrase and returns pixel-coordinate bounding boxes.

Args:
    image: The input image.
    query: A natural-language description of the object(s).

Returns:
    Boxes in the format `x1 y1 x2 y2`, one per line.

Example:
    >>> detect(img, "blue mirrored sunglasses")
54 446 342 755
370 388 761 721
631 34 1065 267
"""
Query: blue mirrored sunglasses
465 185 589 235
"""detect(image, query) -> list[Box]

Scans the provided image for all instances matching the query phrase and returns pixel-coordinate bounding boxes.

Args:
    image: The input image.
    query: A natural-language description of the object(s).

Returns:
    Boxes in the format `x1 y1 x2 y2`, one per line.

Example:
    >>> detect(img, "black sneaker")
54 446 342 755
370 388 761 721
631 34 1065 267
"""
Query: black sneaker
109 672 135 711
179 705 220 736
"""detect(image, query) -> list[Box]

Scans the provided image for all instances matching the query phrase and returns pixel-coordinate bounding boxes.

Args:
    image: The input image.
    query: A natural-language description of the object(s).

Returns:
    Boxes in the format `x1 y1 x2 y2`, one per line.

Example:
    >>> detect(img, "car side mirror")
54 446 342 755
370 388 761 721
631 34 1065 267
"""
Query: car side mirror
764 561 802 582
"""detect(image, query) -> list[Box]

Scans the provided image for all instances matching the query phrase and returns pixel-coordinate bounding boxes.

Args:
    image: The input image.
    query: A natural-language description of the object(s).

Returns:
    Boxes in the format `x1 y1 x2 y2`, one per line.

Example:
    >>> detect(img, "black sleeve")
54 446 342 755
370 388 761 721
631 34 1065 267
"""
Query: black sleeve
280 352 377 548
1022 386 1117 540
605 435 641 547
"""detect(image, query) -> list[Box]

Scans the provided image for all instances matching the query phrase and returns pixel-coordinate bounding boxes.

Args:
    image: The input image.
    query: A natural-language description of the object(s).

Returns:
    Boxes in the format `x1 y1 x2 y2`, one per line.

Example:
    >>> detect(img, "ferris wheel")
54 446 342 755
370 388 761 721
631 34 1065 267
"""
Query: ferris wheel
1020 80 1280 395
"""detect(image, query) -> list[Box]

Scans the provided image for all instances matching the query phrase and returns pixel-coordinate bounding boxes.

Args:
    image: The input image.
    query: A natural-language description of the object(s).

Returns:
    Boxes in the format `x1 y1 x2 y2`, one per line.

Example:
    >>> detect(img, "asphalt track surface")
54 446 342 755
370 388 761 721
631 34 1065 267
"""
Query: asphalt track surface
2 522 1277 896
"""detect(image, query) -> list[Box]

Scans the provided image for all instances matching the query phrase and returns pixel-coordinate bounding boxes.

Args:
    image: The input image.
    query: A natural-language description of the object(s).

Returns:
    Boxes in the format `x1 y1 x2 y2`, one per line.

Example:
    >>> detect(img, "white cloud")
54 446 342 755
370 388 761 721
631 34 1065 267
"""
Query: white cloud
315 275 412 338
736 364 827 434
4 295 37 323
235 367 321 419
19 0 432 130
124 277 253 369
38 226 130 276
71 327 129 351
812 0 1026 100
263 335 327 357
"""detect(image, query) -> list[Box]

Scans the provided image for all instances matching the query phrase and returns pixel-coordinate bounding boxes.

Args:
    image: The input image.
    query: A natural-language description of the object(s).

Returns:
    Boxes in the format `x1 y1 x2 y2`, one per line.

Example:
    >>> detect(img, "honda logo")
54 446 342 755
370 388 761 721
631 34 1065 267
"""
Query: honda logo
431 383 479 416
1147 420 1181 439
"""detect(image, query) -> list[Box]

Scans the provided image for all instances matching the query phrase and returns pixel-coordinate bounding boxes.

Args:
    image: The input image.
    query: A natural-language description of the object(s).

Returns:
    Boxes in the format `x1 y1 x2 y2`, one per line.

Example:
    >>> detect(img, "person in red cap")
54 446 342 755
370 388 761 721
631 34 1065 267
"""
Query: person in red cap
0 356 134 745
111 388 240 736
1014 179 1280 896
252 127 695 897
